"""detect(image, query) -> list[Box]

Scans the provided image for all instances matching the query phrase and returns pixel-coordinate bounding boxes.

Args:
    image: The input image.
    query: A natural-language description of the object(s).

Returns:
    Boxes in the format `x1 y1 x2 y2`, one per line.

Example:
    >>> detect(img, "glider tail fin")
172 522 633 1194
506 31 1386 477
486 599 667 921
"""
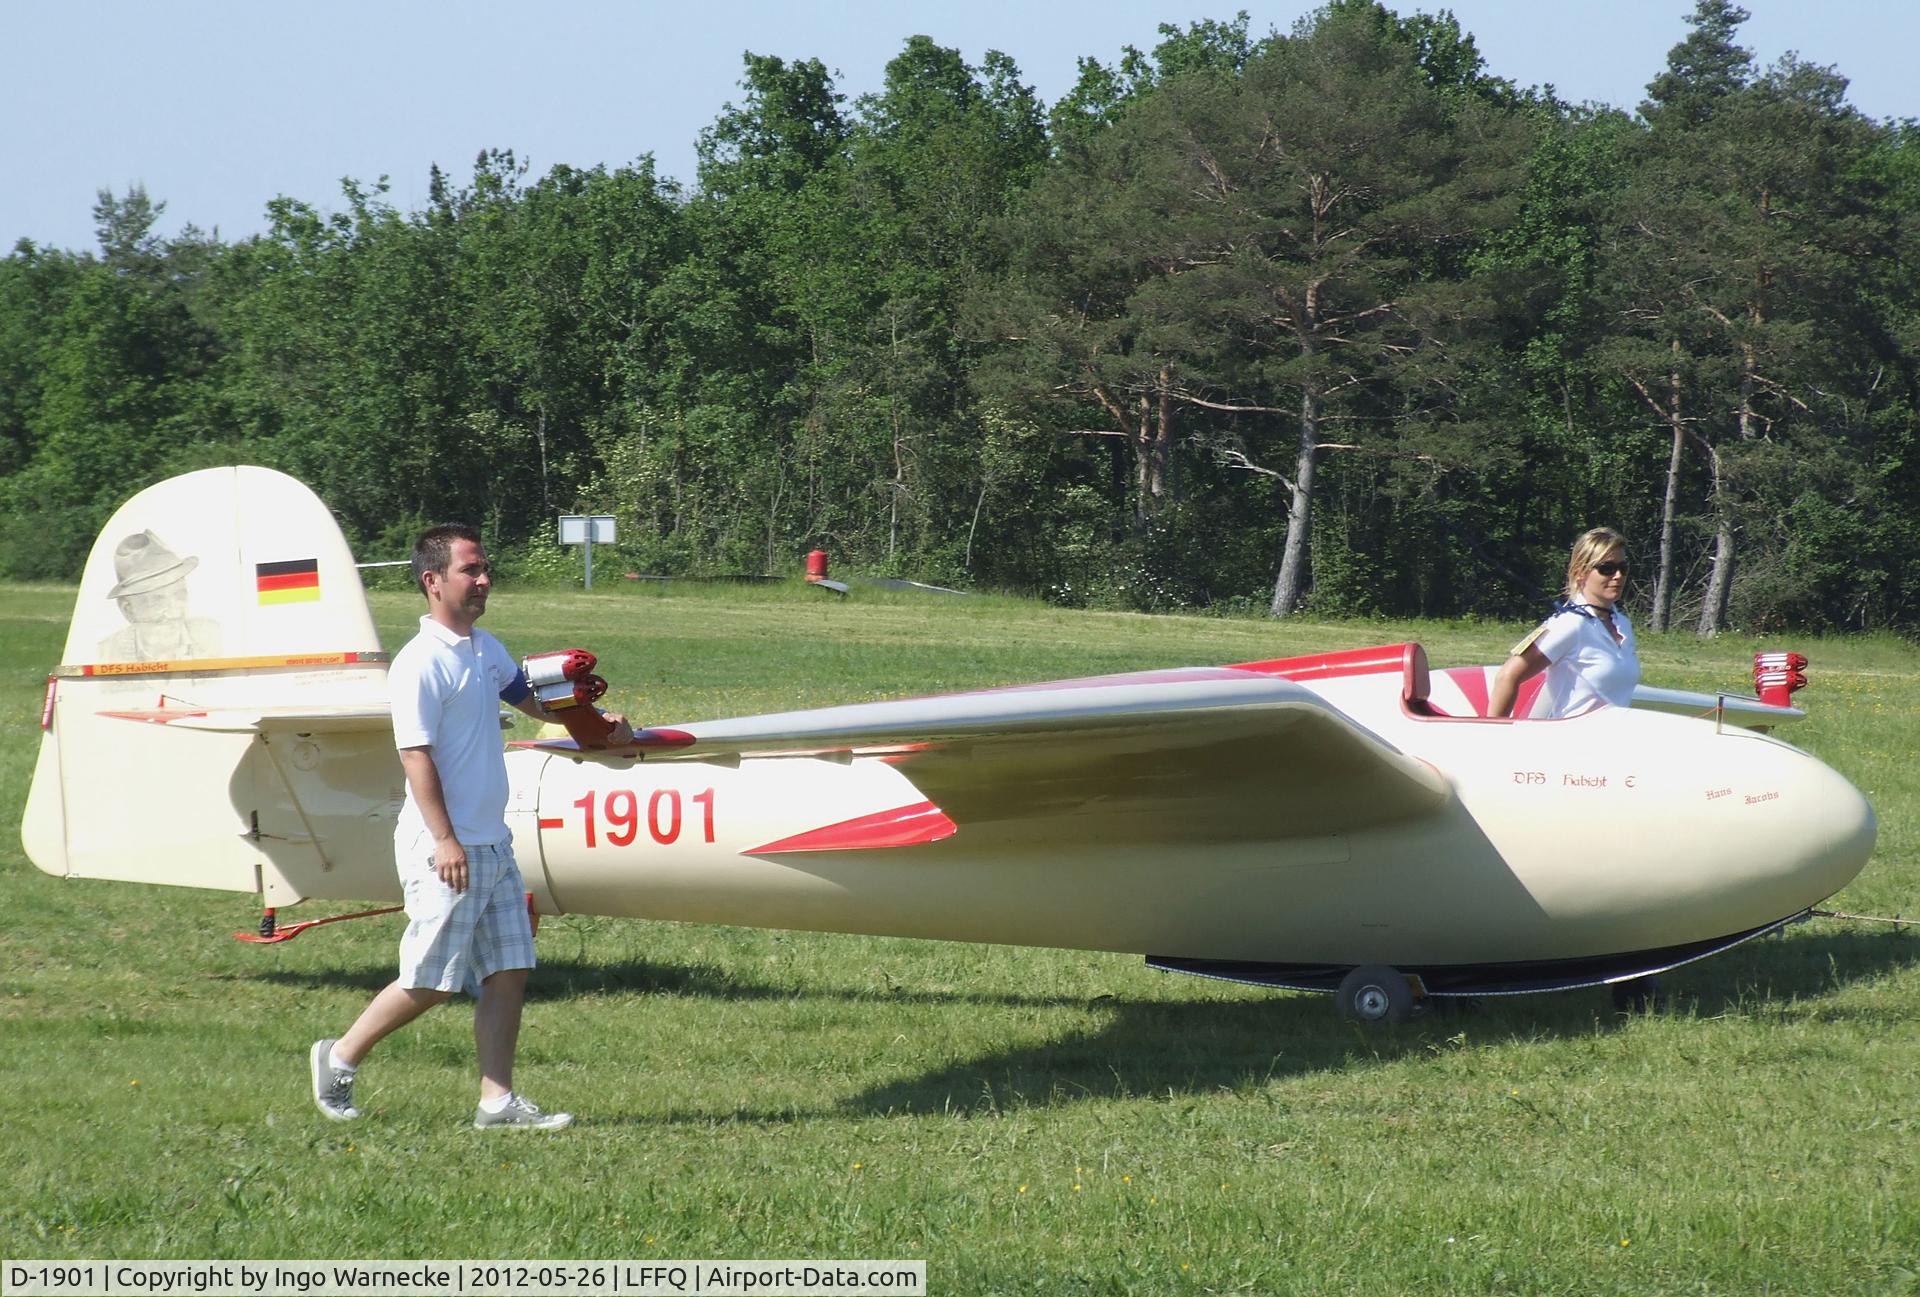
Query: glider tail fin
21 466 400 905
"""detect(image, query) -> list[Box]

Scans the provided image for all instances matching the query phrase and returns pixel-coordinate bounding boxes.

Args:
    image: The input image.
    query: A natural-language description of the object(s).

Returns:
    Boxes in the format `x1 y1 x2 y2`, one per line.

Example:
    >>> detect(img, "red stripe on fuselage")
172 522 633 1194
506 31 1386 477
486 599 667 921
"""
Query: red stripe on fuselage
954 644 1417 701
747 800 957 854
972 667 1256 695
1229 643 1415 682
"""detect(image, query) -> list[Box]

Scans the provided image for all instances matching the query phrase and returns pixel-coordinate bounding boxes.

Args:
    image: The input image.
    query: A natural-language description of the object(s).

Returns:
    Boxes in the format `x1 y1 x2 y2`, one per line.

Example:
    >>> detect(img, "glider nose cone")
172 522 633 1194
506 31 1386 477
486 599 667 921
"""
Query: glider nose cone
1815 764 1877 894
1776 745 1877 904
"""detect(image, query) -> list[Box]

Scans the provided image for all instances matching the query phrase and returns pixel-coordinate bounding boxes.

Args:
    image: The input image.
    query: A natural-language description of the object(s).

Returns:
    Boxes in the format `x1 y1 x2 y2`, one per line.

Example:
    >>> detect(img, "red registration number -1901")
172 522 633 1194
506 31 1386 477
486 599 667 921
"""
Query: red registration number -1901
570 787 716 847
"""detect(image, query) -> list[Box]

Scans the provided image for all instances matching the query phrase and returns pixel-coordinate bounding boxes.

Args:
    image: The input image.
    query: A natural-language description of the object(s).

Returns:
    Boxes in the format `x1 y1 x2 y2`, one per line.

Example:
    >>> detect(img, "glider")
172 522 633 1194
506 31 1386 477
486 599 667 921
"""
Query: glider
22 467 1876 1021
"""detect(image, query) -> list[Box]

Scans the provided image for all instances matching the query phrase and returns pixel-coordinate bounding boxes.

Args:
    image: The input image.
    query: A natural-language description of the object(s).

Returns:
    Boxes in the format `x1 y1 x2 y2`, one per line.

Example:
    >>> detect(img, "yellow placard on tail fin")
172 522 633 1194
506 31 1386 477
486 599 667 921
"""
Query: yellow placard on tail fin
22 467 401 908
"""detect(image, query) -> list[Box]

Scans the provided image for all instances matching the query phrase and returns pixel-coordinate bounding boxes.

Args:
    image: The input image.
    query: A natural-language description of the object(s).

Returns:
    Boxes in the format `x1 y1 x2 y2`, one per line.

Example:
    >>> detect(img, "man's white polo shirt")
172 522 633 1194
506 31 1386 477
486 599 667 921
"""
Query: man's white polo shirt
390 615 529 846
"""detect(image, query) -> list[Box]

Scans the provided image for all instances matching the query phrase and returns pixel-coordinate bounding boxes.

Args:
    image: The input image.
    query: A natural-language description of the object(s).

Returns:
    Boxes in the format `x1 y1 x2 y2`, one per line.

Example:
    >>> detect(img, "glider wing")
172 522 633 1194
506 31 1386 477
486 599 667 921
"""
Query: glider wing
520 667 1451 844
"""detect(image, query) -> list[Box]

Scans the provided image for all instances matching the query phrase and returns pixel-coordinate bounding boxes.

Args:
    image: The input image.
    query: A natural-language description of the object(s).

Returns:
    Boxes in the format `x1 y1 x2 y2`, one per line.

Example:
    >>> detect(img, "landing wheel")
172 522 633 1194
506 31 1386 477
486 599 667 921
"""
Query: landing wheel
1337 964 1420 1024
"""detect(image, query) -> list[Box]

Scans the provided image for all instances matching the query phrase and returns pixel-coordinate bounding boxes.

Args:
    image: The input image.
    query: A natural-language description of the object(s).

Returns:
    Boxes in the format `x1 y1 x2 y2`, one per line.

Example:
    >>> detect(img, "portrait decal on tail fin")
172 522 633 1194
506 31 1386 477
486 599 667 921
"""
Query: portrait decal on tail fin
97 529 223 661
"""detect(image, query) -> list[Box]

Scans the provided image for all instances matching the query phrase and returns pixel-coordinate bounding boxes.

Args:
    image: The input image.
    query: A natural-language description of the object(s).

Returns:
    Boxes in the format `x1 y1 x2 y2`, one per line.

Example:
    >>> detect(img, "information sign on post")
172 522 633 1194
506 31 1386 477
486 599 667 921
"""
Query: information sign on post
557 514 616 589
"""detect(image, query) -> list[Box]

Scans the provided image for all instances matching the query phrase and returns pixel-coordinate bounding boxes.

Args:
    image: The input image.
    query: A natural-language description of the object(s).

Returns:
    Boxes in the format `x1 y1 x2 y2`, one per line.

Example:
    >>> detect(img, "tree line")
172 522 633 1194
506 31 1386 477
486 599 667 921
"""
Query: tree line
3 0 1915 633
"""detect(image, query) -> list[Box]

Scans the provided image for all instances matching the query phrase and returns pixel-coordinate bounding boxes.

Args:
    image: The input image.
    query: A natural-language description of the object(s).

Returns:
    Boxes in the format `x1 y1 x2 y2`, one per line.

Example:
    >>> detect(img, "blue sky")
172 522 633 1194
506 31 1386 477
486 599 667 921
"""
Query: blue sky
8 1 1916 253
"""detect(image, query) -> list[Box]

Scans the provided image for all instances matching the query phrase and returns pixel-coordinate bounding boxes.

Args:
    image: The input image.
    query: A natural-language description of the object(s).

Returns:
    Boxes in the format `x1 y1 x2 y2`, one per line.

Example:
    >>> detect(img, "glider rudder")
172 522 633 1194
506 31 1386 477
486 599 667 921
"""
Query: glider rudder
21 467 398 906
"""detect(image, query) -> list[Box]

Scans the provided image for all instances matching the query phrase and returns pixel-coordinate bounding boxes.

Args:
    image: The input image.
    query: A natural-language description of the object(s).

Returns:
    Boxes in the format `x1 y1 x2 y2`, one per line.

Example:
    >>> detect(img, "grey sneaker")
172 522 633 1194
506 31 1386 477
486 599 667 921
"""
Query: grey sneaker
473 1093 573 1131
309 1039 360 1121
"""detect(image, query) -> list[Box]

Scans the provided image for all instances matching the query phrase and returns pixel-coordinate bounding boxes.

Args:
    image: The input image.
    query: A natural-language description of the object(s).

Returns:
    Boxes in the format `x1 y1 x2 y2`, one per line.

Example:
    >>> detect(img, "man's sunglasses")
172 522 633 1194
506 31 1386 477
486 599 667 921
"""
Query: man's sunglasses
1593 560 1629 577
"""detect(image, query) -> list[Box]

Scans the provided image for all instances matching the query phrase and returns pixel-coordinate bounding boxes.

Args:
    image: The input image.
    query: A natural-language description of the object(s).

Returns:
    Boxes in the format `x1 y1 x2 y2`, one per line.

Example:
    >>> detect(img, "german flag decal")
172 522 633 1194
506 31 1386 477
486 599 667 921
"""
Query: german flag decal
256 558 321 605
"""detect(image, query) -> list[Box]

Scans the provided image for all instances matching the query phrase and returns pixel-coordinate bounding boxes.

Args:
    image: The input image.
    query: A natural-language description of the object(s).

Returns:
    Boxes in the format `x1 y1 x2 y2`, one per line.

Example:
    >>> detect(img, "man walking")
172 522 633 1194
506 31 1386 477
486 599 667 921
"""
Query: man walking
310 524 628 1129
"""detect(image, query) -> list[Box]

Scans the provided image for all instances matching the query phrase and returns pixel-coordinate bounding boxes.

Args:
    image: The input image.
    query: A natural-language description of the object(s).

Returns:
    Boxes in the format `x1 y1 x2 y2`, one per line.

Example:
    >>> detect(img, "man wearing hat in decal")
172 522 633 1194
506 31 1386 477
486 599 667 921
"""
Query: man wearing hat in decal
97 530 223 661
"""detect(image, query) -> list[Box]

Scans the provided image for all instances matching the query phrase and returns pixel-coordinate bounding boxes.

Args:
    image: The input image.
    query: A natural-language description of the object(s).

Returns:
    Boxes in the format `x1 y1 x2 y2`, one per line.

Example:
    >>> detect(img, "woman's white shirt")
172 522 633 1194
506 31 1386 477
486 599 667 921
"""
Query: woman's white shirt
1532 599 1640 717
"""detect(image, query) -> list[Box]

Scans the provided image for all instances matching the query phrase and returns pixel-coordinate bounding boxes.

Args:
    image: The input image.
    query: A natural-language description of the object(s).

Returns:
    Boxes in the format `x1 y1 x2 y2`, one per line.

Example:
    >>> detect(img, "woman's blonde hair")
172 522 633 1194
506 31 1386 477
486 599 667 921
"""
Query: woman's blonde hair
1565 527 1629 601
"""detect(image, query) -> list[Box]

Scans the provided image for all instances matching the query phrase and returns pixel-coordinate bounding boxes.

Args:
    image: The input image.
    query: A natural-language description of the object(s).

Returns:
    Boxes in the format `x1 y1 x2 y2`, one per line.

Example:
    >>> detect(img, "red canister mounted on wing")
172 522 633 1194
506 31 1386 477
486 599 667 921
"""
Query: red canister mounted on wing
522 647 616 747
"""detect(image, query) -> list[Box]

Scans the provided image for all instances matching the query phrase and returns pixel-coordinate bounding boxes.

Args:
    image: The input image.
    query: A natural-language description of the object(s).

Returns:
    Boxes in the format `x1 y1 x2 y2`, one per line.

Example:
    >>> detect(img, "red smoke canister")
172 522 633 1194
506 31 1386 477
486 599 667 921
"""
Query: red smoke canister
1753 651 1809 708
522 648 616 748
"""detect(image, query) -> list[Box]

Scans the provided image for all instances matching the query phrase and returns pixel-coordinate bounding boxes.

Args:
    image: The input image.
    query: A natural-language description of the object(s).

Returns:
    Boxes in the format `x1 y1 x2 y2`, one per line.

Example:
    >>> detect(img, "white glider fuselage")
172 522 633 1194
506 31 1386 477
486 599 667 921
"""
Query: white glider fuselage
22 467 1876 984
507 666 1874 968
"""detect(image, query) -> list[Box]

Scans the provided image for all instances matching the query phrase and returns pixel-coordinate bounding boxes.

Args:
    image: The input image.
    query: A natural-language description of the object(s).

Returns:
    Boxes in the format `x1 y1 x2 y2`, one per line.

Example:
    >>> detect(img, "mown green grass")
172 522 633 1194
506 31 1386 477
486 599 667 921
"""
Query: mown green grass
3 580 1916 1294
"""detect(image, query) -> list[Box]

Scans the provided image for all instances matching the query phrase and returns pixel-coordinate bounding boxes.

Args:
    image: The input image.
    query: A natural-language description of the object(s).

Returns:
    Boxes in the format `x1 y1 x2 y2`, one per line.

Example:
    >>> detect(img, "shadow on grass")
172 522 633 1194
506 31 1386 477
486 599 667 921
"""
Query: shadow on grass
1672 923 1918 1012
834 928 1918 1116
246 925 1915 1120
245 956 760 1001
246 956 1130 1009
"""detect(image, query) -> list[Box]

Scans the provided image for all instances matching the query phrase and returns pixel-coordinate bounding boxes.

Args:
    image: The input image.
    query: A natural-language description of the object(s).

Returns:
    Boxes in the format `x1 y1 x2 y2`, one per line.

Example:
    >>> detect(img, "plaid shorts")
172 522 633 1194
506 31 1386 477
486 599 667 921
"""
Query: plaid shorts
395 834 536 996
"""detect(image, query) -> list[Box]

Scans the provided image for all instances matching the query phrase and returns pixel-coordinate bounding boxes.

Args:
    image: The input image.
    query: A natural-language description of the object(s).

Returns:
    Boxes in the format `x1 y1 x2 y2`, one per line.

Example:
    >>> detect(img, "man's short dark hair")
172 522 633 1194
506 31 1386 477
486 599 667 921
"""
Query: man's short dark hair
412 523 483 598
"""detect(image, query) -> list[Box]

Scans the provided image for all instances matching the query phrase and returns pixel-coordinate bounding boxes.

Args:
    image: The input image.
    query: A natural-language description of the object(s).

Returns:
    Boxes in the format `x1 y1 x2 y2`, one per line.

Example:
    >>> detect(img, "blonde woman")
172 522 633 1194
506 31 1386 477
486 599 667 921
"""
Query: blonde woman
1490 528 1640 719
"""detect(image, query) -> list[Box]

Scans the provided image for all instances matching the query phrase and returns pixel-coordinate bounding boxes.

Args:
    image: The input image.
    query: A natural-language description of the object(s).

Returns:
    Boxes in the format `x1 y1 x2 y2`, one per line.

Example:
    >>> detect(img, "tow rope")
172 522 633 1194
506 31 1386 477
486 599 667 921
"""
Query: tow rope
233 893 542 943
233 905 402 944
1811 908 1917 930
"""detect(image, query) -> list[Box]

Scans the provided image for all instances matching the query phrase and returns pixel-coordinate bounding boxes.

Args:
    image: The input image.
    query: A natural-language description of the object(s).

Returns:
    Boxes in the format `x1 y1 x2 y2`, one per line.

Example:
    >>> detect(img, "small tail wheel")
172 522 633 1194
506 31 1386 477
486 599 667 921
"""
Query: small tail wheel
1338 964 1419 1023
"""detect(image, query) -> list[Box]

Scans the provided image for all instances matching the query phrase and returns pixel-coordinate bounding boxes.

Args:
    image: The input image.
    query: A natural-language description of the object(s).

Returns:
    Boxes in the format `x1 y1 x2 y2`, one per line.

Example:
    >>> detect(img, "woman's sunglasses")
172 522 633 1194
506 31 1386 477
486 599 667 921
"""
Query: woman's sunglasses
1593 560 1629 577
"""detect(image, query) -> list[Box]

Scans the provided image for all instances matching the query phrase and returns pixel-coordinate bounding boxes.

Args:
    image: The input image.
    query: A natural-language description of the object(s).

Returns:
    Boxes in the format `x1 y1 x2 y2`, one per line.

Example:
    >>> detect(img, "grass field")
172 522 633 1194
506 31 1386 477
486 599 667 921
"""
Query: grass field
3 579 1916 1295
